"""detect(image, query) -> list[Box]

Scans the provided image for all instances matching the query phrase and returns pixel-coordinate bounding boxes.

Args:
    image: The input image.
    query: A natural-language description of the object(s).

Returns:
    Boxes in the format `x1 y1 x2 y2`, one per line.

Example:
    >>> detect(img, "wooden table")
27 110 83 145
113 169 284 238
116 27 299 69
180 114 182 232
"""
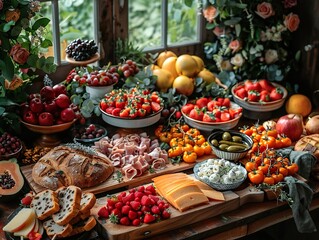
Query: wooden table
1 116 319 239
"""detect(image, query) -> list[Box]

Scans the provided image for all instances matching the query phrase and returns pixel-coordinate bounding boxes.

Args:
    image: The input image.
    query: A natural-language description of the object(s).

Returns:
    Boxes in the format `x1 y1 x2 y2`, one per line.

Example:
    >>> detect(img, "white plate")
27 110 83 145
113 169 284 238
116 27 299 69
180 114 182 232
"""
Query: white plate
231 82 287 112
86 84 114 99
100 108 162 128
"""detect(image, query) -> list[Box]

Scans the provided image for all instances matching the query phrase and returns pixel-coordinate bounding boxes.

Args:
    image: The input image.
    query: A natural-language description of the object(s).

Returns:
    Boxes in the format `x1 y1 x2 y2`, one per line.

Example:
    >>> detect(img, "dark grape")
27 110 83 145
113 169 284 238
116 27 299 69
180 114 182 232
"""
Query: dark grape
0 132 21 156
66 39 98 61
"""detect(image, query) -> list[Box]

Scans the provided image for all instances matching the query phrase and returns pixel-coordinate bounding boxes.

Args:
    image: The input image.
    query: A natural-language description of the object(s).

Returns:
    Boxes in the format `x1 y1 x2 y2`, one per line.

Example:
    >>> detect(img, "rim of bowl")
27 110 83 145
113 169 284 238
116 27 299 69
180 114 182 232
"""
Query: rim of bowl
181 102 242 126
231 82 288 106
0 142 23 158
208 130 253 153
100 107 163 120
86 81 117 88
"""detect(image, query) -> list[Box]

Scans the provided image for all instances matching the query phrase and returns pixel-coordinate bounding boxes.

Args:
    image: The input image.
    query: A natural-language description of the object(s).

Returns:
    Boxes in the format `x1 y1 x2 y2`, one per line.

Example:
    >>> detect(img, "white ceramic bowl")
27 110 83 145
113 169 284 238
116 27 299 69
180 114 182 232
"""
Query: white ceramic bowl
100 107 162 128
207 130 253 161
86 84 114 99
231 82 287 112
181 102 242 132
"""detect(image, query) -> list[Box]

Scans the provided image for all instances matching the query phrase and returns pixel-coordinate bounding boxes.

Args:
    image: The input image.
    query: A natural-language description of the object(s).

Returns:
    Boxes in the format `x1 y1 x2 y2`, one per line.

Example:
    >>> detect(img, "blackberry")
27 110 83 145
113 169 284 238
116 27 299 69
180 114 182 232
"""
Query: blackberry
65 39 98 61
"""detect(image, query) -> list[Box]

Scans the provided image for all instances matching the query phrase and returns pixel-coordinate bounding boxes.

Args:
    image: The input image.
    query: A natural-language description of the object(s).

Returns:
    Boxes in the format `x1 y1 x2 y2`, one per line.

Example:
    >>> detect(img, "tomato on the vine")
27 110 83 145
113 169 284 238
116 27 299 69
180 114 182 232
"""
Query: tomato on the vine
287 163 299 175
272 173 284 183
193 145 205 157
201 142 212 155
263 175 275 185
245 161 257 172
248 170 264 185
260 135 276 149
183 151 197 163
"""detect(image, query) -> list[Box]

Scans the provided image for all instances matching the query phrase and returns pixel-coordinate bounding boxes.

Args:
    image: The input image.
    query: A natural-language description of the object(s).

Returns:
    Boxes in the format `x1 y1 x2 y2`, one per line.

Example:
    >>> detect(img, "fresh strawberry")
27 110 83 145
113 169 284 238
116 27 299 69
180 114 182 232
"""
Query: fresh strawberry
115 201 124 210
188 107 204 121
141 195 153 206
259 90 271 102
137 185 145 192
148 194 159 203
105 106 115 115
98 206 109 218
202 112 217 122
111 208 122 218
181 103 195 115
122 193 135 204
128 210 138 220
134 191 144 200
121 205 131 215
146 185 156 195
115 98 125 109
107 198 118 207
221 97 230 107
143 213 156 224
245 80 261 92
247 90 260 102
111 107 121 116
119 216 130 226
142 102 151 114
175 111 182 119
130 200 141 211
207 100 220 111
196 97 208 108
21 195 32 206
119 108 130 118
235 87 248 99
151 205 161 215
141 205 151 213
137 108 146 117
229 108 242 119
132 218 141 226
161 209 171 219
270 87 284 101
151 101 161 112
259 79 275 92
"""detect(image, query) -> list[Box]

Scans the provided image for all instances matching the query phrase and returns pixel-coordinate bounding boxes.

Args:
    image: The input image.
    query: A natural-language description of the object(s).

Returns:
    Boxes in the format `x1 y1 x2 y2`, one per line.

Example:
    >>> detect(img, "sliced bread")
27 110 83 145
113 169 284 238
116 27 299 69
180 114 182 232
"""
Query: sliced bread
30 189 60 220
43 219 73 239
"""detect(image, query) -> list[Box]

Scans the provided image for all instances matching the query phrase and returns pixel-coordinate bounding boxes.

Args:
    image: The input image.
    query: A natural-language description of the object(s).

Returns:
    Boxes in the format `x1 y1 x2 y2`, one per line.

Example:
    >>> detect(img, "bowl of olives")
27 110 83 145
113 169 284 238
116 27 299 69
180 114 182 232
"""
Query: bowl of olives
208 130 253 161
71 123 107 145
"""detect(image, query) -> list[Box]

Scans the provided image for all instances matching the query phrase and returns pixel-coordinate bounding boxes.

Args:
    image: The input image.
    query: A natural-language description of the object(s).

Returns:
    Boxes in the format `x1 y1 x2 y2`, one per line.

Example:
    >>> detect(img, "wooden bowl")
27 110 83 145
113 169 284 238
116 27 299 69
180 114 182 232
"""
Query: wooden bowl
20 119 76 134
65 53 100 66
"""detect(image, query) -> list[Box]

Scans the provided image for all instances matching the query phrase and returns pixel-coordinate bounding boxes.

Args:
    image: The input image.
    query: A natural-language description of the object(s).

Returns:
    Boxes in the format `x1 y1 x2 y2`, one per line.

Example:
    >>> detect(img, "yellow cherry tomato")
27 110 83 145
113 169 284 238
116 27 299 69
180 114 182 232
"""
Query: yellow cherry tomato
194 134 205 146
182 143 193 153
183 151 197 163
193 145 205 157
201 141 212 155
159 132 172 143
168 146 183 158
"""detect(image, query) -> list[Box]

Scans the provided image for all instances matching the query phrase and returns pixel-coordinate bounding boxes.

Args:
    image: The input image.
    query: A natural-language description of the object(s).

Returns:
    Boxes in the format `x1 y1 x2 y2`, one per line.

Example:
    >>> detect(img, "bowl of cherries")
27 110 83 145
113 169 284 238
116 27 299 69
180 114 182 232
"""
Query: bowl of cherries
71 123 107 145
0 132 23 160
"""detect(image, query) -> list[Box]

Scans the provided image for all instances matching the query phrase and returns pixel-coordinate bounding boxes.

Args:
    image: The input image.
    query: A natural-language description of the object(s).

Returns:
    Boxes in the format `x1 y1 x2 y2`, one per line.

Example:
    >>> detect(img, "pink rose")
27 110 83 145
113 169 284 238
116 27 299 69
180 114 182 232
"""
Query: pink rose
284 0 297 8
203 5 218 23
229 40 241 53
284 13 300 32
9 44 30 65
255 2 275 19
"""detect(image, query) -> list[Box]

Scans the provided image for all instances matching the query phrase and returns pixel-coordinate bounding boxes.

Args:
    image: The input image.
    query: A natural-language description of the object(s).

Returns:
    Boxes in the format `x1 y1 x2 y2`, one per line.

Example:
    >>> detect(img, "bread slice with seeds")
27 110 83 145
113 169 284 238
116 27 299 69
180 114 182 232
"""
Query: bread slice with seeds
68 216 96 237
52 185 82 226
79 192 96 213
30 189 60 220
43 219 73 239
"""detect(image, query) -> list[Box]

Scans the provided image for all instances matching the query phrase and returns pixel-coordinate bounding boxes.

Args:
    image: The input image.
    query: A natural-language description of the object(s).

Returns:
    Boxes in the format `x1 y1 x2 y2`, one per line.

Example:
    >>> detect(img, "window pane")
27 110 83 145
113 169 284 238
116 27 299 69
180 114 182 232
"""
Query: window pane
128 0 162 49
40 0 94 61
167 0 199 45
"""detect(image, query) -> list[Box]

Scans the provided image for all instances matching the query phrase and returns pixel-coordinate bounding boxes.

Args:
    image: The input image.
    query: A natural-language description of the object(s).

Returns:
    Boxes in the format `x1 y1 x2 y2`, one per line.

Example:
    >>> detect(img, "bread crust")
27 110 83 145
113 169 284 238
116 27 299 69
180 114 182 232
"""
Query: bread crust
32 145 114 190
294 134 319 160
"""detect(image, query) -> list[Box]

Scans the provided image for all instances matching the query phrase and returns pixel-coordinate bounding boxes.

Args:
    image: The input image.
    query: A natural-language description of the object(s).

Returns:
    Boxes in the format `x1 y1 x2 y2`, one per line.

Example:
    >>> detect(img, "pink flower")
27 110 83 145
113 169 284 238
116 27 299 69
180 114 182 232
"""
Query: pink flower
284 0 297 8
229 40 241 53
0 0 3 11
284 13 300 32
213 26 225 37
203 5 218 23
9 44 30 65
255 2 275 19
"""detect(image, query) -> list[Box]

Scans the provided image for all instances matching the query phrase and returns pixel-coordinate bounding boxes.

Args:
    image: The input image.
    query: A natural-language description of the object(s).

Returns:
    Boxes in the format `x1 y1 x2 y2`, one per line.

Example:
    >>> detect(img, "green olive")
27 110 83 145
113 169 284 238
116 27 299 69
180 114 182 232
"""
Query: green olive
232 136 243 143
211 139 219 147
222 132 232 141
219 144 229 151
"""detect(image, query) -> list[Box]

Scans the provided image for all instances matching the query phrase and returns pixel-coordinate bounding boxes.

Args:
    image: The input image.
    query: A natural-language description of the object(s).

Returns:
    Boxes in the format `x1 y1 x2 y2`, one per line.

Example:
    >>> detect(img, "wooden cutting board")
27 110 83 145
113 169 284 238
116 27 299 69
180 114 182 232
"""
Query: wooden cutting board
20 154 215 195
91 185 264 240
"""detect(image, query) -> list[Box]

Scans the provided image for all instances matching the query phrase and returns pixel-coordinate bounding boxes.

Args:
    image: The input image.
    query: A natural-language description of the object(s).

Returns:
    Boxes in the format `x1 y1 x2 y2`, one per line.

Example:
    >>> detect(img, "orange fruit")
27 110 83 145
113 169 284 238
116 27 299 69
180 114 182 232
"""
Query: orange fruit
153 69 174 92
162 56 178 79
173 75 194 96
285 94 312 117
175 54 199 77
196 68 216 84
156 51 177 68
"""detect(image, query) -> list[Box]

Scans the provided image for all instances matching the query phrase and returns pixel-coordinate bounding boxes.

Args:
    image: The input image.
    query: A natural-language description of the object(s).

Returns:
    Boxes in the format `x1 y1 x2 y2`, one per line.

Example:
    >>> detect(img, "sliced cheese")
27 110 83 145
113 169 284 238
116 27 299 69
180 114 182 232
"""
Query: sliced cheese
201 189 225 201
174 192 209 212
3 208 36 233
165 184 203 203
13 217 36 237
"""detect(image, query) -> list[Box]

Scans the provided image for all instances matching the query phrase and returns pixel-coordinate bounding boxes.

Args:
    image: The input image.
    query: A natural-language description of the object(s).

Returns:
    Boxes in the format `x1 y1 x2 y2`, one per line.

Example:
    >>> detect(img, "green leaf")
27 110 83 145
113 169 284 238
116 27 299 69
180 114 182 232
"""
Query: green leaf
184 0 194 8
27 54 39 67
32 18 50 30
206 22 216 30
0 97 19 107
11 25 23 37
41 39 53 48
224 17 241 26
0 53 14 80
1 21 15 32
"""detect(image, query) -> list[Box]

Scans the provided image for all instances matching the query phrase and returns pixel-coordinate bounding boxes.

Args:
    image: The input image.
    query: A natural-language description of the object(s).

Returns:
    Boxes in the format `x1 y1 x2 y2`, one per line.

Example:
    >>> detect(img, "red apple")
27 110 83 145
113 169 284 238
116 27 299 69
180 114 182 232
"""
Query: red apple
55 94 70 109
23 111 38 125
20 102 30 116
29 98 44 113
40 86 55 101
276 114 304 141
53 84 67 96
60 108 75 123
38 112 54 126
44 100 58 113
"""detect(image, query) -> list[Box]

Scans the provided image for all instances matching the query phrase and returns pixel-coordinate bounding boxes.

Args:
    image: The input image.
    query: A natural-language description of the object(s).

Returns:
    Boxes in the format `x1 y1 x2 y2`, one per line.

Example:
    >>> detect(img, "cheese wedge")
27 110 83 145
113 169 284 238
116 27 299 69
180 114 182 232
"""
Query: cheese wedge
3 208 36 233
13 217 36 237
174 192 209 212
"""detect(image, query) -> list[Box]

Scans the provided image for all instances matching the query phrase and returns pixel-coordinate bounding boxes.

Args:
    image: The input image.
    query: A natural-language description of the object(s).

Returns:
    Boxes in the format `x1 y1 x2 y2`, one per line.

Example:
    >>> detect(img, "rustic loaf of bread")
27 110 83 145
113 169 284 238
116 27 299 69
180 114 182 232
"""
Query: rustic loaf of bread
294 134 319 160
43 219 73 239
32 145 114 190
30 189 60 220
52 186 82 226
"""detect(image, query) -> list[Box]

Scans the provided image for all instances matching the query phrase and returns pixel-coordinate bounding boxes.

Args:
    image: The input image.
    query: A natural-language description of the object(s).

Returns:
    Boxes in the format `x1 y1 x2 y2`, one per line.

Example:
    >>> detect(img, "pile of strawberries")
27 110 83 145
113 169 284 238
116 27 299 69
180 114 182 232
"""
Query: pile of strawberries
98 185 171 226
